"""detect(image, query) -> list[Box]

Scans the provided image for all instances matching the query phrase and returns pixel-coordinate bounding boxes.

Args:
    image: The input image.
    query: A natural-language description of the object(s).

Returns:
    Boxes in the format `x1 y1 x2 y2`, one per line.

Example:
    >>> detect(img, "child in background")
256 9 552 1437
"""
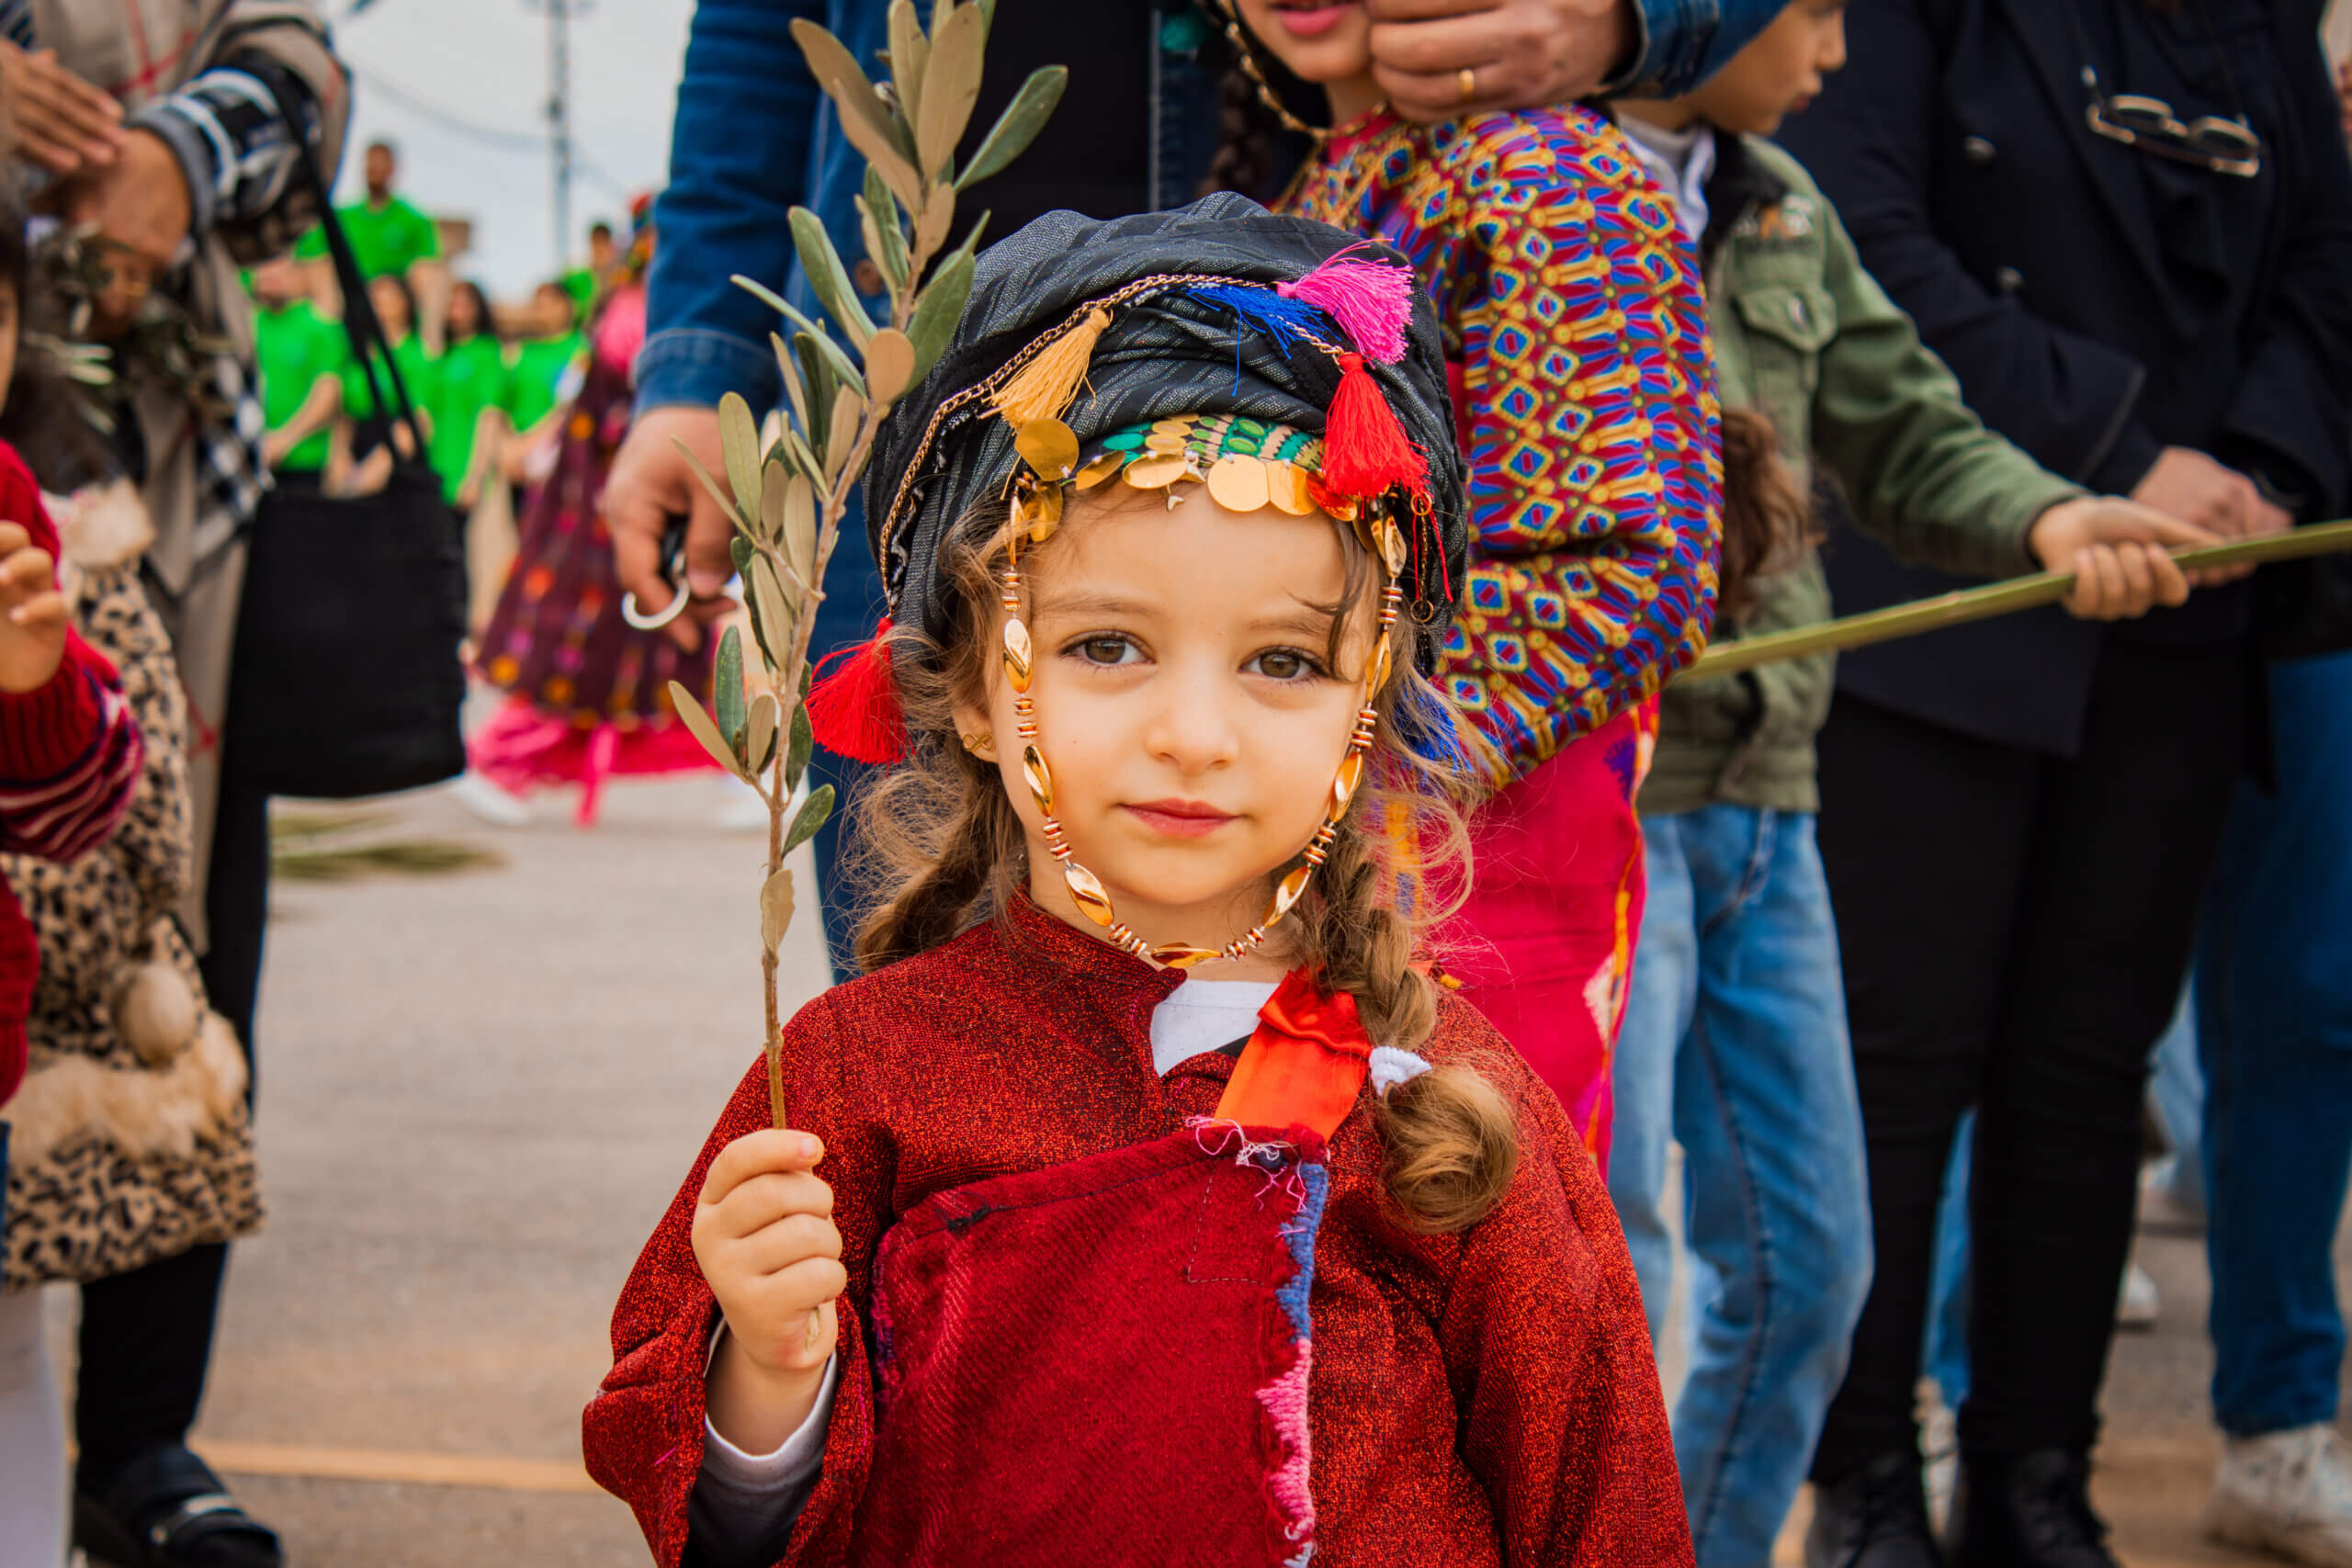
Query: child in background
585 200 1688 1567
327 269 437 495
1594 5 2213 1564
1220 0 1722 1167
250 255 345 484
430 278 512 511
0 213 147 1568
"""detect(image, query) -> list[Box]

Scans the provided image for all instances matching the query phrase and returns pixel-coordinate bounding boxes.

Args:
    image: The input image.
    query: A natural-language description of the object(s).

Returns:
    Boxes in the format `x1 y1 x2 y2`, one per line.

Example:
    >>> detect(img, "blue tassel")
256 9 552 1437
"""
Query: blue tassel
1189 282 1330 353
1394 676 1476 772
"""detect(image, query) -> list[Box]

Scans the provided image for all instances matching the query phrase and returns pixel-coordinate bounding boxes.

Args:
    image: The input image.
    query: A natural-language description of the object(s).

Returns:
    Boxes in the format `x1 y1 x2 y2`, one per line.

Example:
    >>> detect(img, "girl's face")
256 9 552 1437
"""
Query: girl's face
368 275 411 339
1684 0 1848 136
1231 0 1383 122
447 286 482 339
961 484 1378 974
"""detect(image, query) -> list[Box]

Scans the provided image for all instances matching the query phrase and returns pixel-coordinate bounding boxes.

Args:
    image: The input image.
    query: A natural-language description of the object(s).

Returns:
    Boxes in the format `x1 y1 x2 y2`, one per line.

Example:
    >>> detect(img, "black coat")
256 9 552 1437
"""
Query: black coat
1778 0 2352 754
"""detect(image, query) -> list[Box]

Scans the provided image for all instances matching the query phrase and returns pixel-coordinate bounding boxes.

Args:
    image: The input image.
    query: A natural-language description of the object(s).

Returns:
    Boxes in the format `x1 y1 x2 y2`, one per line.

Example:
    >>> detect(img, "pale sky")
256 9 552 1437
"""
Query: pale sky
325 0 695 302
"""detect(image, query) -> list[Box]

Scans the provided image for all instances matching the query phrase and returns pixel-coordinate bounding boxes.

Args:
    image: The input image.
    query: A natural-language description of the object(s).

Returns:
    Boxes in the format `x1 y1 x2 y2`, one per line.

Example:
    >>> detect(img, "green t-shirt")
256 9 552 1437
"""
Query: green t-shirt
341 334 440 440
296 195 443 280
254 299 348 474
507 331 584 433
430 333 514 502
561 266 596 323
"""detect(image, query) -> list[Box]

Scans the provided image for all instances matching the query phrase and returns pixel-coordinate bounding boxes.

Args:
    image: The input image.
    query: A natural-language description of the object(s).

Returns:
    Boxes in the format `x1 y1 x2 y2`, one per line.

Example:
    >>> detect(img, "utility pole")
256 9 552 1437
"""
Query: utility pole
545 0 575 272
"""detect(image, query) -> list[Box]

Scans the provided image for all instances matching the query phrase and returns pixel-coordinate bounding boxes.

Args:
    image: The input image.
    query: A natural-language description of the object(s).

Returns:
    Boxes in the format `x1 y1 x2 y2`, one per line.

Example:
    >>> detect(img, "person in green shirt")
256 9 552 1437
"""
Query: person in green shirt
430 279 512 506
250 256 346 480
329 271 437 494
294 140 443 282
560 220 616 324
503 280 585 469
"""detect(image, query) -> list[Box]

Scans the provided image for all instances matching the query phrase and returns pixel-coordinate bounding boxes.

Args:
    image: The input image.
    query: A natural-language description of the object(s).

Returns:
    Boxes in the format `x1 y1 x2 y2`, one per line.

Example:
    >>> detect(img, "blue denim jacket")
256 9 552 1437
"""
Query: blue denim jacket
636 0 1783 413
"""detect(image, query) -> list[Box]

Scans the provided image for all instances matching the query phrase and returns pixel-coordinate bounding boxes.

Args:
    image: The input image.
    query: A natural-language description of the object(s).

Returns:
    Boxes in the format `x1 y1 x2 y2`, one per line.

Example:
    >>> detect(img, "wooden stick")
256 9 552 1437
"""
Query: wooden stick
1686 519 2352 679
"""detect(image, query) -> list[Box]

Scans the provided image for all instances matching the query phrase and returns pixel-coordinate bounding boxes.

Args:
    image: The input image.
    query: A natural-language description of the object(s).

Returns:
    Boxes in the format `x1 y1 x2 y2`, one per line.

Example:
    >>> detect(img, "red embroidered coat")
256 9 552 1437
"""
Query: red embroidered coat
584 901 1691 1567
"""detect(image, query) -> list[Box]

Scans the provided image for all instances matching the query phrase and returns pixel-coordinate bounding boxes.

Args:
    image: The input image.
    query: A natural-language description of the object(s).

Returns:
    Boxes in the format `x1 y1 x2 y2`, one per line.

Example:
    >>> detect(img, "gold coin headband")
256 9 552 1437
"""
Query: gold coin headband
998 412 1411 971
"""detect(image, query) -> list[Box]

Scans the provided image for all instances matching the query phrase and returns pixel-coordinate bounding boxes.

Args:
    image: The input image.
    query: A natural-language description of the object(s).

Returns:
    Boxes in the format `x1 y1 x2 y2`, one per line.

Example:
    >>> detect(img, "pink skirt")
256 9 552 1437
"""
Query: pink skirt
467 694 718 828
1444 698 1656 1173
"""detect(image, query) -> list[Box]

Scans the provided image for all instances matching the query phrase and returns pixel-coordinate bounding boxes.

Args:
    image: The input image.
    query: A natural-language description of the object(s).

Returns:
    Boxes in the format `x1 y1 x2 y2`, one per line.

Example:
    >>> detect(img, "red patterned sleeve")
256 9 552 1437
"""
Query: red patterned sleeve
1430 1003 1694 1568
0 453 141 863
583 995 894 1568
1437 107 1722 771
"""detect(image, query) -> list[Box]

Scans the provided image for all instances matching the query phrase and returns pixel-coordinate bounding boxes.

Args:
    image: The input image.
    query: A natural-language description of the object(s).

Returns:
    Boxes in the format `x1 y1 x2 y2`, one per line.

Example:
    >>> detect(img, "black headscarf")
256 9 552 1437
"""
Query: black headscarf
865 194 1467 658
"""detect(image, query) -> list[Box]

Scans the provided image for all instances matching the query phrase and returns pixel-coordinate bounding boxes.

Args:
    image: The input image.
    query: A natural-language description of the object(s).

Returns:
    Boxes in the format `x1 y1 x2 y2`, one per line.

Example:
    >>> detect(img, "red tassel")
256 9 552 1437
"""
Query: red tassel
1320 352 1428 504
804 617 908 765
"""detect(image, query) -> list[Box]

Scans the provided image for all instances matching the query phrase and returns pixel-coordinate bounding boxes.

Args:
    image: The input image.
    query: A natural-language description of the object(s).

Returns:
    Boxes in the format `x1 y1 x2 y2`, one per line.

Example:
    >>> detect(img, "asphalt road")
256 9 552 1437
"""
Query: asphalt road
33 775 2349 1566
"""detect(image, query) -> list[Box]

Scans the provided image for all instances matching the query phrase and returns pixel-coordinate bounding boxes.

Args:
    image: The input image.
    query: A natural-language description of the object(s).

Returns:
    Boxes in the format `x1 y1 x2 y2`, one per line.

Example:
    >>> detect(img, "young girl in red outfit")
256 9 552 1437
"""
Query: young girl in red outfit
585 201 1688 1567
1214 0 1723 1167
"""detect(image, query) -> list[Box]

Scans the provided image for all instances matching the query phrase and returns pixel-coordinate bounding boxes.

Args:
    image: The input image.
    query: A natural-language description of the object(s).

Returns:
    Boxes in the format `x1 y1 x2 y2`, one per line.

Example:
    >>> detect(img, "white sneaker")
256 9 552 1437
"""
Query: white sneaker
2116 1261 2160 1331
449 771 532 827
2207 1425 2352 1568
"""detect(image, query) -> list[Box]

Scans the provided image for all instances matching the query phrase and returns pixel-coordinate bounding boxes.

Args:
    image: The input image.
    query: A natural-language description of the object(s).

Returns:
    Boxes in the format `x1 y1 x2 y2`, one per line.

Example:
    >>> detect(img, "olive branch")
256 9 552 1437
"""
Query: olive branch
662 0 1066 1127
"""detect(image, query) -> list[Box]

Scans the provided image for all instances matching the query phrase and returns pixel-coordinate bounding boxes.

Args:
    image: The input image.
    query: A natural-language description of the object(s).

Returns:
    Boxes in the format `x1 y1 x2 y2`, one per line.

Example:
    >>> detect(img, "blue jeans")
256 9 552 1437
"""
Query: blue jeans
1610 806 1874 1568
2195 648 2352 1438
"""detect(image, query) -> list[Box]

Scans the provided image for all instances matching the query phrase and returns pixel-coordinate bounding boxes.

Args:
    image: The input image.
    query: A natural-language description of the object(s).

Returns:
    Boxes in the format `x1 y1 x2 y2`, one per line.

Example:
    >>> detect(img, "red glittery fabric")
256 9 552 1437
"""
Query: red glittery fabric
584 898 1691 1568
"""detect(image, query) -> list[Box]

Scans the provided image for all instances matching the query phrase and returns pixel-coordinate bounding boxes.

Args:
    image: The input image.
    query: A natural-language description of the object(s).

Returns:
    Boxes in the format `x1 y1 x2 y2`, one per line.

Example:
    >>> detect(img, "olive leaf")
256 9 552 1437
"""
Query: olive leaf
719 393 763 521
715 626 748 750
738 273 869 402
673 435 750 534
729 535 754 574
865 327 916 404
746 692 781 775
905 246 976 382
944 209 989 274
916 0 985 180
790 208 874 351
668 680 748 782
750 554 798 655
791 19 922 211
786 698 815 792
785 784 837 854
770 331 810 440
825 385 863 485
857 186 910 293
782 473 817 584
759 867 796 954
758 457 791 548
887 0 928 126
913 185 956 268
956 66 1068 191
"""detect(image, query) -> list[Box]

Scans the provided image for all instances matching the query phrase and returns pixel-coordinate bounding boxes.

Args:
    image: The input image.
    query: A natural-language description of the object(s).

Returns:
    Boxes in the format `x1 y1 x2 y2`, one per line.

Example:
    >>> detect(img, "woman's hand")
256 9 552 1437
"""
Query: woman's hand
693 1128 845 1455
0 521 68 694
2026 497 2213 620
0 44 126 176
47 129 193 337
1369 0 1635 122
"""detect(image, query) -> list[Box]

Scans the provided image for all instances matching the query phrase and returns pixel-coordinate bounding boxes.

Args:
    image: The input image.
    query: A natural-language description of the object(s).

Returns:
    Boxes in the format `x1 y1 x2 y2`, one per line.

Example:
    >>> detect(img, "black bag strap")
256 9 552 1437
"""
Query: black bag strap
255 58 427 454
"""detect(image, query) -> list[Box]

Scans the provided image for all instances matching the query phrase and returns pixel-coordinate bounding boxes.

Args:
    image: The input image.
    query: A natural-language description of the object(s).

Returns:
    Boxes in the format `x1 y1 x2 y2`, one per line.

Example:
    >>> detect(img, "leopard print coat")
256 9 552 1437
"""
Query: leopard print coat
3 525 261 1291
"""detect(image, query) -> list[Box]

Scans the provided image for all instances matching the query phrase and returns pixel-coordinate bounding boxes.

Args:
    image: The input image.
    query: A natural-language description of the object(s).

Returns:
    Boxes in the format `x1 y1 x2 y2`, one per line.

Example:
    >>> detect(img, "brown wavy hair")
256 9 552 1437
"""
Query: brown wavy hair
1713 406 1818 621
850 489 1520 1232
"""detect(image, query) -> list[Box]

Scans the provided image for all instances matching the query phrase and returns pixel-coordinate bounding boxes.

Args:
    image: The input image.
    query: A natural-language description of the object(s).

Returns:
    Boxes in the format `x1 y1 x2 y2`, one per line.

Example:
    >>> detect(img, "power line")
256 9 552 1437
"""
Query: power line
349 64 549 152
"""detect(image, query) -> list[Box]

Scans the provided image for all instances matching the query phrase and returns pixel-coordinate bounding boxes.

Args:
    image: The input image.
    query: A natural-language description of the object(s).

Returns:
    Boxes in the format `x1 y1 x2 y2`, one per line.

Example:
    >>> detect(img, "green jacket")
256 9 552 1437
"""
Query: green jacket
1643 134 2085 816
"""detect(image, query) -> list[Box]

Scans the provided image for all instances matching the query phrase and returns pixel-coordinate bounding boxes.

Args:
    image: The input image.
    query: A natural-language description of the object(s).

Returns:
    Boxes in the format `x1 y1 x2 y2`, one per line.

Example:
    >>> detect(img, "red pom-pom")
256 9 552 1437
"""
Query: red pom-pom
805 617 908 765
1320 352 1428 504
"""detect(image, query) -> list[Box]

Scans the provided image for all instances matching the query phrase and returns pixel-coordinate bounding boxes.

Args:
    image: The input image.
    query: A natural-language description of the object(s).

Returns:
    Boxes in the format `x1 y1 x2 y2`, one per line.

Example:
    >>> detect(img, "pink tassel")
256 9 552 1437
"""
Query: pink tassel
1277 245 1413 364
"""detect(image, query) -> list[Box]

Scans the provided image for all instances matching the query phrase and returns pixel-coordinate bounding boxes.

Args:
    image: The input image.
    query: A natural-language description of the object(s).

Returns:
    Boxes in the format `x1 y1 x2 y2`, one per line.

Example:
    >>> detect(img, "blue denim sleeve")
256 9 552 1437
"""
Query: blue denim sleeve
1613 0 1787 96
637 0 831 413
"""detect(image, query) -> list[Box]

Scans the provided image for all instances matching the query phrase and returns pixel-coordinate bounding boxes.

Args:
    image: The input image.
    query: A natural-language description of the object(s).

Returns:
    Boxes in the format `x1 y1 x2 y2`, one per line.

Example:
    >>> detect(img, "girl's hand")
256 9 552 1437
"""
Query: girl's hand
2026 497 2211 620
692 1128 845 1453
0 522 68 694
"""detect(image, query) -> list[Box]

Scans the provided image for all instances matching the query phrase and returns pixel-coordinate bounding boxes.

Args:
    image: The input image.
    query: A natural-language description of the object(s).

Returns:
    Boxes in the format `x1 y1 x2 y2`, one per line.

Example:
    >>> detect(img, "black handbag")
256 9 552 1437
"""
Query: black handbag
223 112 467 799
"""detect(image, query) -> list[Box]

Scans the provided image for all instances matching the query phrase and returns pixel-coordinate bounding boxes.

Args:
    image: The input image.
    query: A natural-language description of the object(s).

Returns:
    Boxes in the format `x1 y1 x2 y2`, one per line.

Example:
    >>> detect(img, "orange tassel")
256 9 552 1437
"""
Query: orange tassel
1320 352 1428 503
805 617 907 765
992 307 1112 429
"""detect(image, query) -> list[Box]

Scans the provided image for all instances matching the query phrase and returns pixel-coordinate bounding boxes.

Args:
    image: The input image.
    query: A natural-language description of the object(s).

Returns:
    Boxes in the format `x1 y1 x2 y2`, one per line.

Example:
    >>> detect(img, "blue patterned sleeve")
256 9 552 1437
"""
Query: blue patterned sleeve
131 63 309 241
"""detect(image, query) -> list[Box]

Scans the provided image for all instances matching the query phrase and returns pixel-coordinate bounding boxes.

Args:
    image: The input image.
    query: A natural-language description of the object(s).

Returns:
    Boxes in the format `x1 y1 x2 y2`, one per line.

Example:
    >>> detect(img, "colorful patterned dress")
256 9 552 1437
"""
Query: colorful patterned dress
1286 107 1720 1168
469 284 717 824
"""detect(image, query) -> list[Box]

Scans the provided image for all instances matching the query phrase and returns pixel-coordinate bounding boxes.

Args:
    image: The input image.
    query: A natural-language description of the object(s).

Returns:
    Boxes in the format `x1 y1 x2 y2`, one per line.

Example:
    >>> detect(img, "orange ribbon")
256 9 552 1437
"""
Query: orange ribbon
1213 970 1373 1139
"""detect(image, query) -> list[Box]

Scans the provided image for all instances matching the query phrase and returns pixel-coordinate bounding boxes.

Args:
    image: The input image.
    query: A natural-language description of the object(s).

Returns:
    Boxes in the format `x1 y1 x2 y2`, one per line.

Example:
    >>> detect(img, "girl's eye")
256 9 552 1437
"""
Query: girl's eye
1071 635 1140 667
1248 647 1325 682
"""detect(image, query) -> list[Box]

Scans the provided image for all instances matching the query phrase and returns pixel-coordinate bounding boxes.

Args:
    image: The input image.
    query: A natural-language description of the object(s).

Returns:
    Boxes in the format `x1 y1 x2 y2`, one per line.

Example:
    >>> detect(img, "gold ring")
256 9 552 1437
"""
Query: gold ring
1456 65 1478 106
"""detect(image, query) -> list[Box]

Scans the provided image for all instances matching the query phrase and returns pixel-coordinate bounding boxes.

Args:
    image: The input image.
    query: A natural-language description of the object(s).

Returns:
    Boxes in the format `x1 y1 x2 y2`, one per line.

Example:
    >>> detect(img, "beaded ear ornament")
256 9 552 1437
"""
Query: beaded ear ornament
810 254 1439 971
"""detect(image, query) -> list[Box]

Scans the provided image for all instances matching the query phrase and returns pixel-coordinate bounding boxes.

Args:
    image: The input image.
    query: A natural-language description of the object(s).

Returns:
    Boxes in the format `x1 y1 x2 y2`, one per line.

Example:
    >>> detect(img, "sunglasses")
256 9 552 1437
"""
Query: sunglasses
2083 81 2264 177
